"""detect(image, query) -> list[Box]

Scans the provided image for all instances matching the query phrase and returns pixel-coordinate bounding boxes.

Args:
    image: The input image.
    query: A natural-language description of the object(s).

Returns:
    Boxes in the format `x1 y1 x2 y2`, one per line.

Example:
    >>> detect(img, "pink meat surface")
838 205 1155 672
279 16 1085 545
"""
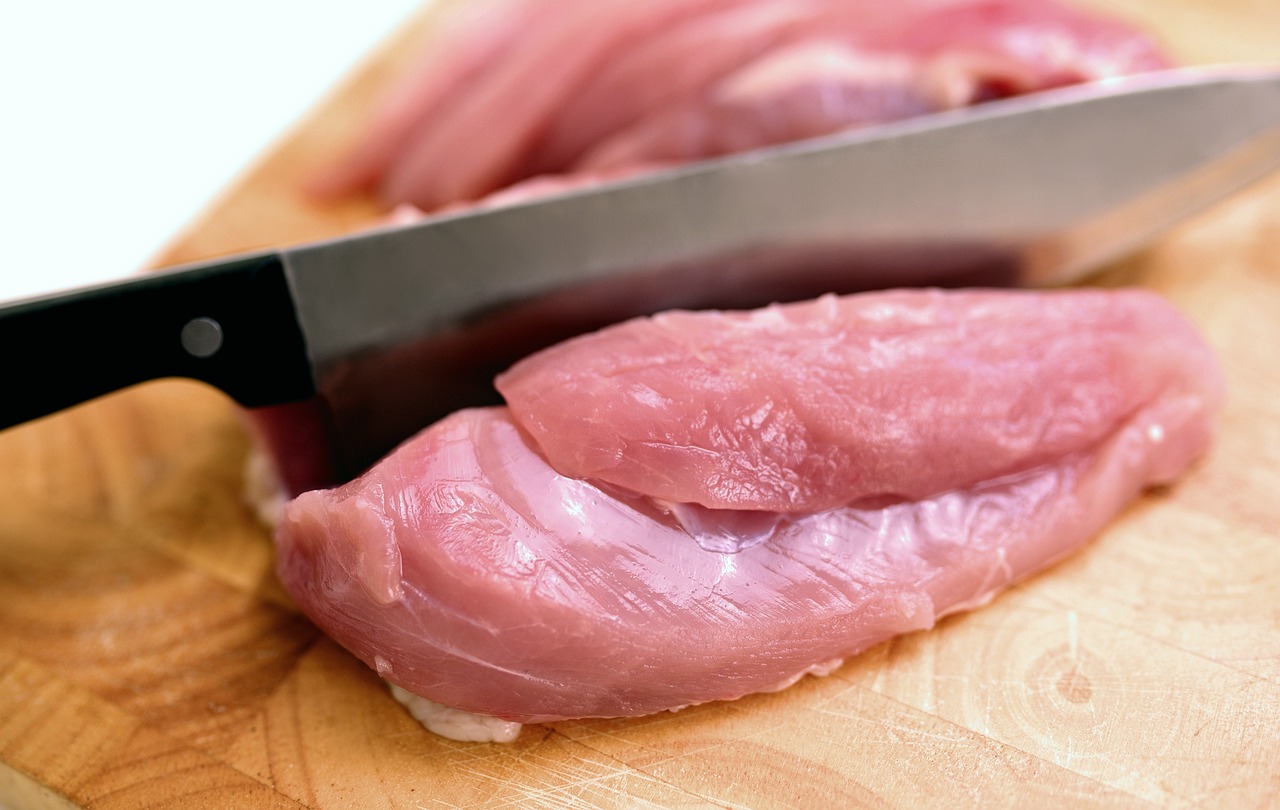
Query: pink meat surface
496 289 1209 512
313 0 1169 210
276 289 1222 723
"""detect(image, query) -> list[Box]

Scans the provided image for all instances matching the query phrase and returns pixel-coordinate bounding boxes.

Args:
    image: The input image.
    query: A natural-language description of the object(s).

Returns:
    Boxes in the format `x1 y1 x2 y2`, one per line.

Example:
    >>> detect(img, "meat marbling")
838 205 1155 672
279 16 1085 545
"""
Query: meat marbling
276 289 1223 730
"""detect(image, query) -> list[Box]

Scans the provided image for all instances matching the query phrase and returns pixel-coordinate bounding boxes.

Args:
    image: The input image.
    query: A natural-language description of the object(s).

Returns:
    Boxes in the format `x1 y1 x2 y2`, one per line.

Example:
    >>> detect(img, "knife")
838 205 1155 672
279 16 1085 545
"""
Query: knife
4 65 1280 493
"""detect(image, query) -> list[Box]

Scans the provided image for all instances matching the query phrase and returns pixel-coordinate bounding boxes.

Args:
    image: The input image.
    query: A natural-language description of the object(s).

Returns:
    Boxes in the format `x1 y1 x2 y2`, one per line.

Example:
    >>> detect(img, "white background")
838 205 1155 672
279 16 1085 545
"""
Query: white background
0 10 422 806
0 1 425 303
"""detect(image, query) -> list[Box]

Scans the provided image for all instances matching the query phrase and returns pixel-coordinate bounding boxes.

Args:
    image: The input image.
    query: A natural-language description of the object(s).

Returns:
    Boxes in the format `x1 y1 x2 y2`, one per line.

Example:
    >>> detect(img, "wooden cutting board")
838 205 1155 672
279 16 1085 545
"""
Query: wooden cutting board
2 2 1278 807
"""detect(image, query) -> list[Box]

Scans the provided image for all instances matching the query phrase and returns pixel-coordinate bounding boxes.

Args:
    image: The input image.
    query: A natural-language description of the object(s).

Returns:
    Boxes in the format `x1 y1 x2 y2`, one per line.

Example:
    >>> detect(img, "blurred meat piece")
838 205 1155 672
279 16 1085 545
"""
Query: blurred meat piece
313 0 1169 210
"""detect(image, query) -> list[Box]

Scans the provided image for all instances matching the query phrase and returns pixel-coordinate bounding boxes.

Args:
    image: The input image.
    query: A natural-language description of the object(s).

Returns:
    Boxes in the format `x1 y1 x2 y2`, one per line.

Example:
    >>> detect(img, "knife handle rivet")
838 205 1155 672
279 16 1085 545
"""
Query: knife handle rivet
181 316 224 359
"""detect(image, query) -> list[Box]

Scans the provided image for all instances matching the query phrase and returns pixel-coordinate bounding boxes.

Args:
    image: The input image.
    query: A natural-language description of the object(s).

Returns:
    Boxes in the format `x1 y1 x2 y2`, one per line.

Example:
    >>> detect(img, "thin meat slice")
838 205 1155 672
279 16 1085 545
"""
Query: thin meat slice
569 0 1172 170
316 0 1169 209
355 0 755 208
308 0 549 199
275 288 1222 724
544 0 1168 170
497 289 1216 512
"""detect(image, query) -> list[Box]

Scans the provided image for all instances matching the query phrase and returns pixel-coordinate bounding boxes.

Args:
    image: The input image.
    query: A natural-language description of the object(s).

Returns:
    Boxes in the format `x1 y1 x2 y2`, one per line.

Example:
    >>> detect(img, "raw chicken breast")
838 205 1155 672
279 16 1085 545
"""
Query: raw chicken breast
314 0 1169 209
496 289 1210 512
275 289 1222 724
274 0 1192 736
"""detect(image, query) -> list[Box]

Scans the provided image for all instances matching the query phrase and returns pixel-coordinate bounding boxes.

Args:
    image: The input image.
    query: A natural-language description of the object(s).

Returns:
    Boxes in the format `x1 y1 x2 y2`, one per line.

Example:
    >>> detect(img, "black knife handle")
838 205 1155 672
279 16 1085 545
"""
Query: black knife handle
0 254 316 430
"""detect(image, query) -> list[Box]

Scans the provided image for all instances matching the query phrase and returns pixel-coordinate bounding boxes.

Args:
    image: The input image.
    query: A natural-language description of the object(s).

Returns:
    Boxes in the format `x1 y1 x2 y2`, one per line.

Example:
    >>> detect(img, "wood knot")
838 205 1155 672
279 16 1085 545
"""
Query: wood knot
1056 667 1092 703
1027 643 1101 713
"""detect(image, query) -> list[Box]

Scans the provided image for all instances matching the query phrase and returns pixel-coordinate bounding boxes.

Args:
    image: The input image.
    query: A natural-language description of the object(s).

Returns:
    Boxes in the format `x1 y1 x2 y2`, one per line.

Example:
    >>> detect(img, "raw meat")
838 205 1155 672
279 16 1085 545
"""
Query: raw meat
274 0 1192 740
275 289 1222 725
312 0 1169 210
496 289 1208 512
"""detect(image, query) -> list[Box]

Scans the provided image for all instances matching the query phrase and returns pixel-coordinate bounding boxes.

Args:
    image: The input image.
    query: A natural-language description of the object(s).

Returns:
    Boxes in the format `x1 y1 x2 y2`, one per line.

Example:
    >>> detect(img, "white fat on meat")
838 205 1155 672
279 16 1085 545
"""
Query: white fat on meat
388 683 523 744
389 659 849 743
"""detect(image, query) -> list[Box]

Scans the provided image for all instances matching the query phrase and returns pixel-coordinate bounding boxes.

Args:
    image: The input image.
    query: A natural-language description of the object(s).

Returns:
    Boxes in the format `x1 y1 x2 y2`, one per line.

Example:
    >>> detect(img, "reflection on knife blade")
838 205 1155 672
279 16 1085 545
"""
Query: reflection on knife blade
2 65 1279 493
249 64 1280 491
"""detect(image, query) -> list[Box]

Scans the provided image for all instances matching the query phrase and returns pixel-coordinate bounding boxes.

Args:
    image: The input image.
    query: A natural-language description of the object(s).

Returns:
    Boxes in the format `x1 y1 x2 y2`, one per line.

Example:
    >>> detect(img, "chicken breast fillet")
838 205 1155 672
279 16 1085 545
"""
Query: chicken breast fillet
276 289 1222 723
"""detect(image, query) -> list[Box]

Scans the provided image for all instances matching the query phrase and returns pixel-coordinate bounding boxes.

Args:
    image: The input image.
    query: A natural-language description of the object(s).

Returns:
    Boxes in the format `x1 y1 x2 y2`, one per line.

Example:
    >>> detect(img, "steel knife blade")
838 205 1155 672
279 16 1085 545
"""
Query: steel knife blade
3 65 1279 490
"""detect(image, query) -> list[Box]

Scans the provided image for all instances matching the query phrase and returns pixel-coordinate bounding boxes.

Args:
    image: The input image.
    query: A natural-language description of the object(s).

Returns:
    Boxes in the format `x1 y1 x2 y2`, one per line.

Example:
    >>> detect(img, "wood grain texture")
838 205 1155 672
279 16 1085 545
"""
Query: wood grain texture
2 2 1279 807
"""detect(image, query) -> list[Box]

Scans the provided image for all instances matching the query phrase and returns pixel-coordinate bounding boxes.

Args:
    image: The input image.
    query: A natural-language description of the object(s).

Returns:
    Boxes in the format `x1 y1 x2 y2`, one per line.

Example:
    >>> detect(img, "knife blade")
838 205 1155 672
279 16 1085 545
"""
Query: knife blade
4 65 1279 492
